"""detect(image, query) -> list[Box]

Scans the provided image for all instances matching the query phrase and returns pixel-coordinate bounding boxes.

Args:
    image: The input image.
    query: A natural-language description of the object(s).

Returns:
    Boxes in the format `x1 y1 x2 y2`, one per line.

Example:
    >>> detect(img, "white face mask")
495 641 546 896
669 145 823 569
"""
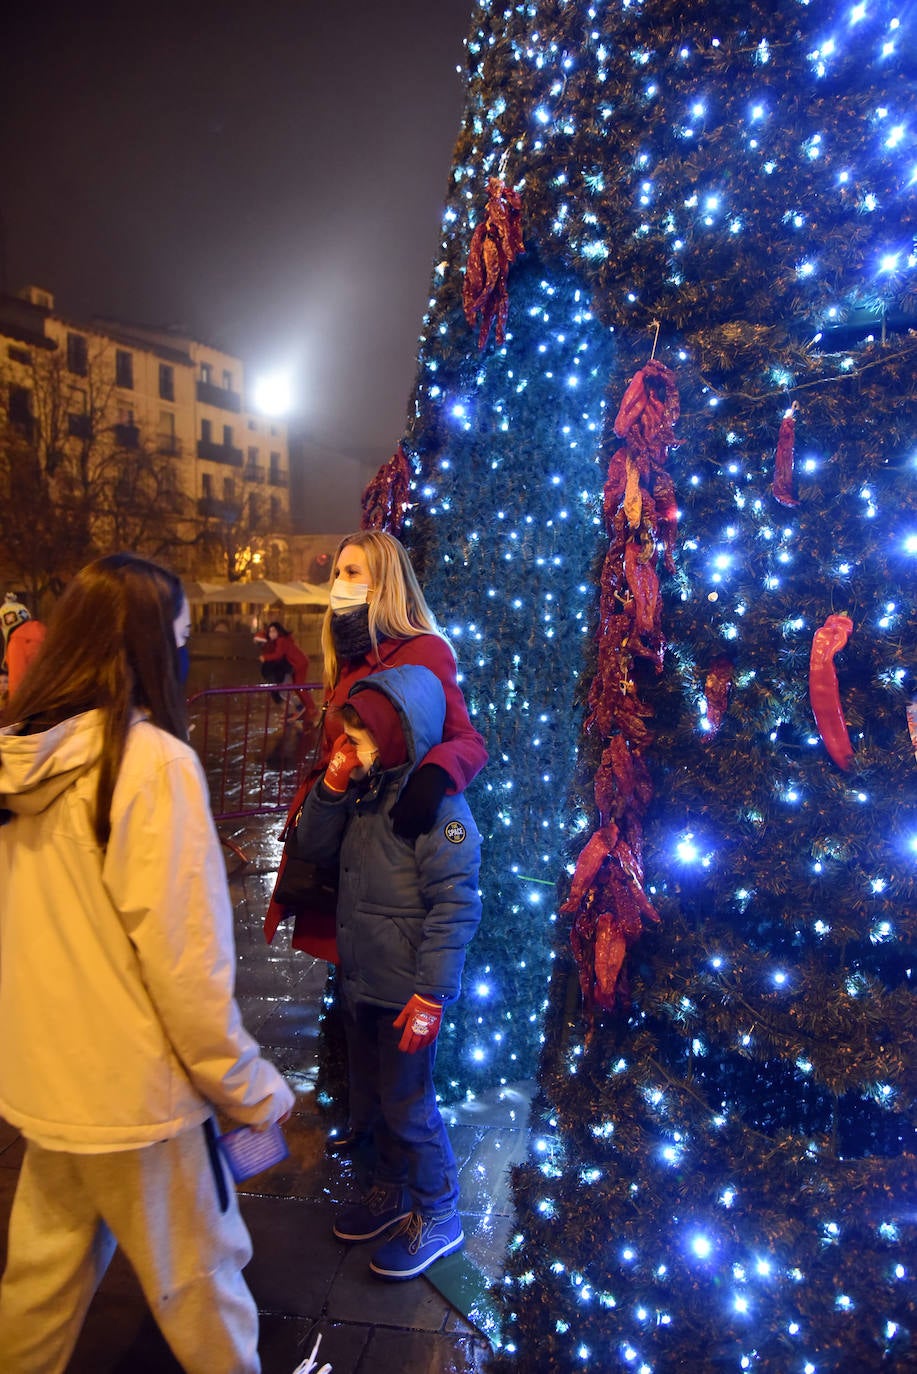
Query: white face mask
355 741 379 772
329 578 370 613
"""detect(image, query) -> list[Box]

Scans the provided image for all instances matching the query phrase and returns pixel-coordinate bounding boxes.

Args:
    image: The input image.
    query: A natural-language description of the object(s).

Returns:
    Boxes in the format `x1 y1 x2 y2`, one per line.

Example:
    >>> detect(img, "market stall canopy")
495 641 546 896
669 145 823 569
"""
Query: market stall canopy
183 579 330 606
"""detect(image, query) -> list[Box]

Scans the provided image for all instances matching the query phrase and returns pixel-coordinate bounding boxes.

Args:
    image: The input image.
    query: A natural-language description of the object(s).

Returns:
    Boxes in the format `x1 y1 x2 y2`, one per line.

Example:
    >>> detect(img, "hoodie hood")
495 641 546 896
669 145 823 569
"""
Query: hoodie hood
348 664 445 777
0 710 104 817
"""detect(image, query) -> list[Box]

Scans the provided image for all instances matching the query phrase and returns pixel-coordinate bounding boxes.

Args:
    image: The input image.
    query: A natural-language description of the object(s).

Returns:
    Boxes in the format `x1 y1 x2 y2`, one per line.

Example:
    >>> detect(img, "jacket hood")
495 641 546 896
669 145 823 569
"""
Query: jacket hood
348 664 445 775
0 710 104 816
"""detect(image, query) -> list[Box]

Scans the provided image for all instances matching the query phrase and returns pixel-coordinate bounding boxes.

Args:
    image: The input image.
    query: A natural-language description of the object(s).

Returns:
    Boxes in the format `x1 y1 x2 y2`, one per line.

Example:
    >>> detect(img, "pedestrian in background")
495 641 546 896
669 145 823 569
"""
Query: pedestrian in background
0 552 294 1374
0 593 46 702
254 619 316 720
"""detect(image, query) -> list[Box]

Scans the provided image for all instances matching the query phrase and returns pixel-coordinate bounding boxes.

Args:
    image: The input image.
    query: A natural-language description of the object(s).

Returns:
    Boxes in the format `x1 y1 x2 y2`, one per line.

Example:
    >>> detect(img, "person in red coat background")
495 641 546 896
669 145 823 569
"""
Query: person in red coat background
1 594 47 706
253 620 316 720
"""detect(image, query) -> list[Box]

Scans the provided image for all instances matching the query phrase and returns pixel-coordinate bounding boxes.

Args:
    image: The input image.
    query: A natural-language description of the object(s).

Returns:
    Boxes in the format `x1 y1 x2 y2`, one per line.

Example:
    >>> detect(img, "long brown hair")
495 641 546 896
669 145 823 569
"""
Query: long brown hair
4 553 188 845
320 530 452 689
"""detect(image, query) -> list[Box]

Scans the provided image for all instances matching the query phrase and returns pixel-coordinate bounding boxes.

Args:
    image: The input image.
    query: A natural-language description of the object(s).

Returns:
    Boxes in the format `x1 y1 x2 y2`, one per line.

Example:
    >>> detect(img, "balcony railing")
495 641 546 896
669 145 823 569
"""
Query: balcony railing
113 423 140 450
196 380 241 413
268 469 289 487
198 496 242 522
68 413 92 439
157 435 182 456
197 439 243 467
243 463 266 483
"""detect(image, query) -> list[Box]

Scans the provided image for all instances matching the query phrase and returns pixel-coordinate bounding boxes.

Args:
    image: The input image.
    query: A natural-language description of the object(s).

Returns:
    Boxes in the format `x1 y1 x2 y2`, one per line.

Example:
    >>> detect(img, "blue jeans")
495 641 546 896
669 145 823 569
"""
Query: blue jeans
343 999 458 1218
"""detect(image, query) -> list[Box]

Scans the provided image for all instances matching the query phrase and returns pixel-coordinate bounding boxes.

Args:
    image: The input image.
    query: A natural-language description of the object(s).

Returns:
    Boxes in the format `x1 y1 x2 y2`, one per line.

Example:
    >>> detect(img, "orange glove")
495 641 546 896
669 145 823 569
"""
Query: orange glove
323 734 363 792
393 994 444 1054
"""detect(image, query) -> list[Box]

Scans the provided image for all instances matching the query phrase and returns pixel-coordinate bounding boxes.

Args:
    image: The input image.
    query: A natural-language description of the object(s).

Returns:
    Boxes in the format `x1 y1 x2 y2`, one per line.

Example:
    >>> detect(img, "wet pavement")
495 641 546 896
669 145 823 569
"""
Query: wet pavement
0 817 532 1373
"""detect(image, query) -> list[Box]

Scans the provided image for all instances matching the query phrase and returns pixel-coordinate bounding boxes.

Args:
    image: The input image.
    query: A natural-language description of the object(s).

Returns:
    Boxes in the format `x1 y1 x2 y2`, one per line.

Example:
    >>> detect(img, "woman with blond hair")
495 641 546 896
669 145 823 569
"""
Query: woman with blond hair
0 552 293 1373
317 529 487 829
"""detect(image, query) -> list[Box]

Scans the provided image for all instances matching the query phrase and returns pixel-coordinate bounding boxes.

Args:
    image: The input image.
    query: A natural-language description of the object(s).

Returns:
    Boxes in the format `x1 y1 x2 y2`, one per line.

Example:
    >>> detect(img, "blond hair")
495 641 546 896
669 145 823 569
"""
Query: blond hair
321 530 453 689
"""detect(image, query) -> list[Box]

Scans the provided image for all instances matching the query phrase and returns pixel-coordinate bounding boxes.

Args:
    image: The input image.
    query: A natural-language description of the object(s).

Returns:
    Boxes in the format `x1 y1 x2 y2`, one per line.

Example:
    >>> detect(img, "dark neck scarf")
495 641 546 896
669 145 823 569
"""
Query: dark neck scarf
331 604 373 660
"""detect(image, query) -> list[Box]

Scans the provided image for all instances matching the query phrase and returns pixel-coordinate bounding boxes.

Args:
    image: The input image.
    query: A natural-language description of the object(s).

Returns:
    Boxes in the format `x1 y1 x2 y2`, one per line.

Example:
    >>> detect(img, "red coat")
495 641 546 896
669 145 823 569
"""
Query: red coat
258 632 310 683
264 632 487 955
6 622 46 696
324 634 487 792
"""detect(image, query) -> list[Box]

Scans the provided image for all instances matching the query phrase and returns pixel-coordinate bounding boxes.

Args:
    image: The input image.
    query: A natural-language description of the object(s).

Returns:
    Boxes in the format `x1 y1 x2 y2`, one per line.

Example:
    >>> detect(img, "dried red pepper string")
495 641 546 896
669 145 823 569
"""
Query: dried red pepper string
809 613 855 771
462 177 524 349
772 403 800 507
361 445 413 536
566 361 679 1027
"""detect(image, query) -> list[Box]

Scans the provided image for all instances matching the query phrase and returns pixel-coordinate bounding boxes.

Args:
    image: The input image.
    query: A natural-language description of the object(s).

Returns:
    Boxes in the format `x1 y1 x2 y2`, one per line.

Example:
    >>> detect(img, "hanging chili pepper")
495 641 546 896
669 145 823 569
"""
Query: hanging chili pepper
772 404 800 507
809 613 855 770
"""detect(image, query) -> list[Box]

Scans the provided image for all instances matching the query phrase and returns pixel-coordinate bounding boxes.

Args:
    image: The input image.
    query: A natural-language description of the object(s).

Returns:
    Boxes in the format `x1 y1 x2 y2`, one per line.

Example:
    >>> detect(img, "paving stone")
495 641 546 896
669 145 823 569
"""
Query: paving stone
325 1240 455 1333
362 1324 493 1373
280 1319 371 1374
242 1194 343 1316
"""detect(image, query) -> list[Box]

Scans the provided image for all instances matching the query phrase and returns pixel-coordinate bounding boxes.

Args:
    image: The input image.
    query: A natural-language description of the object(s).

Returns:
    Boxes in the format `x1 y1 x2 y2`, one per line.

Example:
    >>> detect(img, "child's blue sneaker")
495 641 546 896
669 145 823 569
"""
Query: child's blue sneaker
333 1185 411 1242
369 1209 464 1279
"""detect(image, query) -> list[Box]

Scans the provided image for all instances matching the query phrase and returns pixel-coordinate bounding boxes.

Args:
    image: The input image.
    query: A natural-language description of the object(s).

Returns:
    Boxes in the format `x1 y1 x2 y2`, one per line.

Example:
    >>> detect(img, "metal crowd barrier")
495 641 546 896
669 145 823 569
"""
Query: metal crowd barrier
186 681 323 861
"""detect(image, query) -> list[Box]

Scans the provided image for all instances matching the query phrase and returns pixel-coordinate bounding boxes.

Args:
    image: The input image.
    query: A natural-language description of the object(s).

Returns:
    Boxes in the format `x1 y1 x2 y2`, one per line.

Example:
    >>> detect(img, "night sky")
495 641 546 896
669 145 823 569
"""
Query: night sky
0 0 472 484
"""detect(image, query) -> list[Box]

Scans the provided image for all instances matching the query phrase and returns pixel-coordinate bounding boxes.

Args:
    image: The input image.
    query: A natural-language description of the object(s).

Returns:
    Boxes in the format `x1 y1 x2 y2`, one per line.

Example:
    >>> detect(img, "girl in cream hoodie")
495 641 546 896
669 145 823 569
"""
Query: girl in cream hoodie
0 553 293 1374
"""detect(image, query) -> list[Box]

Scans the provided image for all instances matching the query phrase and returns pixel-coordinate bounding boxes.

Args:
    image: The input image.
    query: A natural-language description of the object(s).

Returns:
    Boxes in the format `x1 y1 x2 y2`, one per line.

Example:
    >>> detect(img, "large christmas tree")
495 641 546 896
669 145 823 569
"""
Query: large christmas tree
385 0 915 1366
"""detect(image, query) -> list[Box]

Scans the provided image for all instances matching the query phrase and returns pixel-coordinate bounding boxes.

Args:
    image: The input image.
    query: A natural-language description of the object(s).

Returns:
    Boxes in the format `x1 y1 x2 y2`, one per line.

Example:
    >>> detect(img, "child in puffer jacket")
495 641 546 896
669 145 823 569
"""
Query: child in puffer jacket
296 663 482 1280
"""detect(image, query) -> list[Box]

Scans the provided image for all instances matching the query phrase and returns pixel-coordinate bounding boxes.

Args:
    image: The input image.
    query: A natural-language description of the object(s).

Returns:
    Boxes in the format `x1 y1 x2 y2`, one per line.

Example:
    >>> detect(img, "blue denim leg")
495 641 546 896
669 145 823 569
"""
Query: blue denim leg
344 1000 458 1217
342 1001 382 1139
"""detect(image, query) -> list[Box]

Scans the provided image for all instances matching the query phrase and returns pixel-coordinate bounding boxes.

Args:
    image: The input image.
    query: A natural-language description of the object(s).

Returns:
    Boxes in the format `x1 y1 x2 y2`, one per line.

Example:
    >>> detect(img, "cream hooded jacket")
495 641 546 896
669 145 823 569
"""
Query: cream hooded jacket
0 710 292 1151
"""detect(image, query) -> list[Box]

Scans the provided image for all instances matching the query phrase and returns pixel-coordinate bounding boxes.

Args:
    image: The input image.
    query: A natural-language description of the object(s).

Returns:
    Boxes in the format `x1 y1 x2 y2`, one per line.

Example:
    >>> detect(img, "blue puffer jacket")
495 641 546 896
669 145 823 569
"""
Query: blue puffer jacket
296 664 482 1011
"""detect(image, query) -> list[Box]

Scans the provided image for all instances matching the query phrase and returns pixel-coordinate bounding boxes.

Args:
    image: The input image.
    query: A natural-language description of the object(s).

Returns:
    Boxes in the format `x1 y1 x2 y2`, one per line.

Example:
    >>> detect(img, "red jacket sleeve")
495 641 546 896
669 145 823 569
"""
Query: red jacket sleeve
389 636 488 792
279 635 310 682
324 634 488 792
258 639 287 664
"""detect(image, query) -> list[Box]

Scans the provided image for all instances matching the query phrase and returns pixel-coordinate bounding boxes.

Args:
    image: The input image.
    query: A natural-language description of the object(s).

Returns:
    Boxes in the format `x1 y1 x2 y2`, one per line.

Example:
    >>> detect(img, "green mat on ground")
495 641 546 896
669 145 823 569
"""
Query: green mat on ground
426 1249 502 1348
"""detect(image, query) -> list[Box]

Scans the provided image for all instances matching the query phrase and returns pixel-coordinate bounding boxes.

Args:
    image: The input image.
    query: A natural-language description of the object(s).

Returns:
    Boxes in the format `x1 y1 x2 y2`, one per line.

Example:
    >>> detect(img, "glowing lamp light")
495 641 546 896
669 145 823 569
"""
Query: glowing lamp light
691 1234 713 1259
252 371 293 416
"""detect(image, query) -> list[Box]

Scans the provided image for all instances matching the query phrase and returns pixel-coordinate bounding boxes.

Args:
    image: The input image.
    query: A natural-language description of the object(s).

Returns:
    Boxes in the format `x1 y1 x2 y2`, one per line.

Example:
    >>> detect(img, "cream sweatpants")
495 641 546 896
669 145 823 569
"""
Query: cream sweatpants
0 1124 260 1374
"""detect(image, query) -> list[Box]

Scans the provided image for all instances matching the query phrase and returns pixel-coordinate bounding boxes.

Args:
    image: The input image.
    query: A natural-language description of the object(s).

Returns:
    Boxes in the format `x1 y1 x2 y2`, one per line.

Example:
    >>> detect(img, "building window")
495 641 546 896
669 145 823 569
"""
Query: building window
222 369 233 390
159 410 176 453
200 362 212 384
249 492 261 523
201 418 212 443
115 349 133 389
114 405 138 449
223 424 233 448
247 446 258 466
270 495 282 525
67 333 88 376
202 473 213 499
248 418 257 431
159 363 174 401
270 424 279 436
223 477 235 502
7 345 31 366
269 451 281 483
8 385 33 428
